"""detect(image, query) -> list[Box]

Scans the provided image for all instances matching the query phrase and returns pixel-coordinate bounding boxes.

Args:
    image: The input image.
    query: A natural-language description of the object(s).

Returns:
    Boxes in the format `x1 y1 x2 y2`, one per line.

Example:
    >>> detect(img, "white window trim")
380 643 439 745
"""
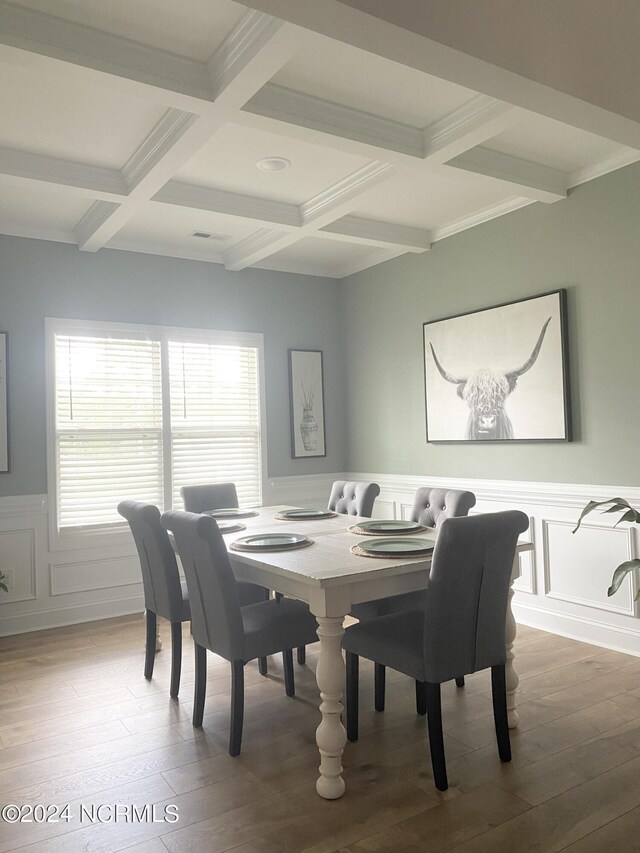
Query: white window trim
45 317 267 552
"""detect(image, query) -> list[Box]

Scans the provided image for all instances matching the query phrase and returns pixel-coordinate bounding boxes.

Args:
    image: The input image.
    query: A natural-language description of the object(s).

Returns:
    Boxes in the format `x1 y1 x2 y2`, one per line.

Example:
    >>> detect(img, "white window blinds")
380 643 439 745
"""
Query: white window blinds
51 324 263 534
169 341 262 508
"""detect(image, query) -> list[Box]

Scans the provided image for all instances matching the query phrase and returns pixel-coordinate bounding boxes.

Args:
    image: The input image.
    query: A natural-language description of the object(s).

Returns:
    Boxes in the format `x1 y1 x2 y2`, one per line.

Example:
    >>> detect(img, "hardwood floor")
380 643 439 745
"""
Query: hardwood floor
1 616 640 852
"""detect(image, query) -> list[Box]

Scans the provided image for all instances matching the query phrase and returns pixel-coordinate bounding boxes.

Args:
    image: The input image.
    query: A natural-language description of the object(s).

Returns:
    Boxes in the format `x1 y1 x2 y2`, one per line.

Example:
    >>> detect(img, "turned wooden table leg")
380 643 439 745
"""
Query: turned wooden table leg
314 615 347 799
505 581 519 729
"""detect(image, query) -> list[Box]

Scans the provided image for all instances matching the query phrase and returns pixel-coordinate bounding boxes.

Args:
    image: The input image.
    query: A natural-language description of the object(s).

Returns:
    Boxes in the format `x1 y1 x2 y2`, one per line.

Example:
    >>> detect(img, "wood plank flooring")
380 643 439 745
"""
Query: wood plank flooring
1 616 639 852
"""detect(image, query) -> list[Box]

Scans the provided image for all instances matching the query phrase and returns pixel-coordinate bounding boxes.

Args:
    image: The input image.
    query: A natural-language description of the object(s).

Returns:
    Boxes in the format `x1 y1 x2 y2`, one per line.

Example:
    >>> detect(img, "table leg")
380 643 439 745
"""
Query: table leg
505 585 519 729
314 616 347 799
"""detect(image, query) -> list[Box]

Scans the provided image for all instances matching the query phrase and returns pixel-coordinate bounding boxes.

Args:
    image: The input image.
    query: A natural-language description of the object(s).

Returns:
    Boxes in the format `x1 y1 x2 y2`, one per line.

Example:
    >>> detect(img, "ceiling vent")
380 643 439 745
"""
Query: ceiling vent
191 231 230 242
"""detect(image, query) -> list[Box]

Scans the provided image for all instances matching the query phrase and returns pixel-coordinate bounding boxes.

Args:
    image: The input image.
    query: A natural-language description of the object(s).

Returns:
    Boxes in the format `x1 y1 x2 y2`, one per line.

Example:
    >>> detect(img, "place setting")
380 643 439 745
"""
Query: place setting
274 508 337 521
204 507 260 519
350 536 436 559
230 532 314 553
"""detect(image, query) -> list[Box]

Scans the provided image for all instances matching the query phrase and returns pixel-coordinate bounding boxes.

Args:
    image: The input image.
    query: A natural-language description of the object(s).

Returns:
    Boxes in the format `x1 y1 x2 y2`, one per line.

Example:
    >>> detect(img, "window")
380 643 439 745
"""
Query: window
47 319 265 537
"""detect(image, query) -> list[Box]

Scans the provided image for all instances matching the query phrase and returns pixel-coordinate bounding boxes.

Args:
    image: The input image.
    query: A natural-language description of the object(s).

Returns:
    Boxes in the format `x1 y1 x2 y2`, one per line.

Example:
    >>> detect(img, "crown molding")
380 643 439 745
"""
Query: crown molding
122 109 197 191
432 197 533 243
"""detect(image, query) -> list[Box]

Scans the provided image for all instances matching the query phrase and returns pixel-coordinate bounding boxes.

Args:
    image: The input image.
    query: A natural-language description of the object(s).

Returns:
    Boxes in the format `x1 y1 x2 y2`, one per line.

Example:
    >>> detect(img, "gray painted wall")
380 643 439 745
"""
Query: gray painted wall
0 238 347 497
341 162 640 486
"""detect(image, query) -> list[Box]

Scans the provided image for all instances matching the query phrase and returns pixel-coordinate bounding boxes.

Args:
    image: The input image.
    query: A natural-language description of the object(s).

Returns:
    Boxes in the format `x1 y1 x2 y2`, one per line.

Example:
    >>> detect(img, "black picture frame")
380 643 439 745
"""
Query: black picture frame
288 349 327 458
0 331 8 472
423 290 571 443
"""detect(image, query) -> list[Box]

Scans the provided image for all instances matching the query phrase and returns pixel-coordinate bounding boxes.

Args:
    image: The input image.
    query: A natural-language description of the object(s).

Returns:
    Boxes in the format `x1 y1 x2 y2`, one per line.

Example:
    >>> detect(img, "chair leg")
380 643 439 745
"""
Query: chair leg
144 610 156 680
297 646 306 665
415 680 427 716
283 649 295 697
169 622 182 698
425 682 448 791
345 651 359 742
229 660 245 756
258 656 268 676
193 643 207 728
455 676 465 687
491 664 511 762
374 662 385 712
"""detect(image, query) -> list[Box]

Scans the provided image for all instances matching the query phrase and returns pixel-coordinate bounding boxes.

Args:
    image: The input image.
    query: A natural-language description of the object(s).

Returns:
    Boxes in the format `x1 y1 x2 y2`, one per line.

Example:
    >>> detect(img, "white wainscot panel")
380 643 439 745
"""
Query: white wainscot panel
50 555 140 597
371 499 395 519
0 528 36 601
543 519 636 616
508 513 535 595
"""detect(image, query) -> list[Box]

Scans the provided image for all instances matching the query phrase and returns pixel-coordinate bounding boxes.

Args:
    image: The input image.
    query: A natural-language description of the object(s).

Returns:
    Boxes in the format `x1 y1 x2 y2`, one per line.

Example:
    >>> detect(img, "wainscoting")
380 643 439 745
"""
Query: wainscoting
1 476 639 657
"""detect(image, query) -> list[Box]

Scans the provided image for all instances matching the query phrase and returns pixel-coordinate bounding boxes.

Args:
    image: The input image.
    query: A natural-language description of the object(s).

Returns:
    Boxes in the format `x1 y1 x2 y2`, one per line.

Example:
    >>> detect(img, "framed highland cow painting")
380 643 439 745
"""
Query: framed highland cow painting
423 290 571 443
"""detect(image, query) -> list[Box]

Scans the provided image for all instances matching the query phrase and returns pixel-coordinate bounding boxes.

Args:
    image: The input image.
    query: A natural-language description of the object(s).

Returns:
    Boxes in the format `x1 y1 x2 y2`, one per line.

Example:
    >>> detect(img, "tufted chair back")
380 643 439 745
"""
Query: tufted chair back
328 480 380 517
410 487 476 529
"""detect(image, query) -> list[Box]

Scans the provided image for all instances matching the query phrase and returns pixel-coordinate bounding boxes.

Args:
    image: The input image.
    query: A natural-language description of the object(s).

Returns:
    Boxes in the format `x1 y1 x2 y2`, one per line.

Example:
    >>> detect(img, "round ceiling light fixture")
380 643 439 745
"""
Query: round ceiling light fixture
256 156 291 172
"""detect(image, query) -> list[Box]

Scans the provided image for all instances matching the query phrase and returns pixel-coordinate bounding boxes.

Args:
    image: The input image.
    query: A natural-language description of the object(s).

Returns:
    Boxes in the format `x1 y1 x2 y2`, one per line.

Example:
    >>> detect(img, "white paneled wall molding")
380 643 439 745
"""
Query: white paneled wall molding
0 476 639 656
350 472 640 656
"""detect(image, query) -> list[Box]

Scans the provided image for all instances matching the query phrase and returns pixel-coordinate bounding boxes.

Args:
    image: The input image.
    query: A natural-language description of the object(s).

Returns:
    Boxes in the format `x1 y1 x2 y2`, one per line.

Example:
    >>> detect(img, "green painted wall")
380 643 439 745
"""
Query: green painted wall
340 162 640 486
0 237 347 497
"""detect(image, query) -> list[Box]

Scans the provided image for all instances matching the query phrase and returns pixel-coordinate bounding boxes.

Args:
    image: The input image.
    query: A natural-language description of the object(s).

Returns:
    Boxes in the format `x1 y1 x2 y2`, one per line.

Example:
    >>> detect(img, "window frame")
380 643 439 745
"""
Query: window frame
45 317 267 552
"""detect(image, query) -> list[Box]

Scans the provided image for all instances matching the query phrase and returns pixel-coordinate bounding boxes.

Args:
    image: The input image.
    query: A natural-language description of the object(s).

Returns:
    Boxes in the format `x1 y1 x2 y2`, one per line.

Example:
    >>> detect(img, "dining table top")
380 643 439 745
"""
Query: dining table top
217 504 440 589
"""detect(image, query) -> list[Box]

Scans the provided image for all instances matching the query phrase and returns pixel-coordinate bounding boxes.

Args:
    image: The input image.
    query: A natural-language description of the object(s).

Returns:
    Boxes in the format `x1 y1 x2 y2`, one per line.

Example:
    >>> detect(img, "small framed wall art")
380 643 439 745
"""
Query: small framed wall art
423 290 571 442
288 349 326 458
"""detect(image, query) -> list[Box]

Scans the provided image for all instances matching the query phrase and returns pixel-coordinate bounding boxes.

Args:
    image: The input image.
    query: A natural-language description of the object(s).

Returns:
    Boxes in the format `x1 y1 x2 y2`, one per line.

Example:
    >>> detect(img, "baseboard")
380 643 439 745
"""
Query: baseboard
514 601 640 658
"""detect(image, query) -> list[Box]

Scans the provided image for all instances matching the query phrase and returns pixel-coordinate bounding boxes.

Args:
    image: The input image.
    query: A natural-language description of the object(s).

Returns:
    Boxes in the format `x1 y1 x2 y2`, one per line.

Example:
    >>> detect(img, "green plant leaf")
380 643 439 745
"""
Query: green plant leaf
608 559 640 597
572 498 634 533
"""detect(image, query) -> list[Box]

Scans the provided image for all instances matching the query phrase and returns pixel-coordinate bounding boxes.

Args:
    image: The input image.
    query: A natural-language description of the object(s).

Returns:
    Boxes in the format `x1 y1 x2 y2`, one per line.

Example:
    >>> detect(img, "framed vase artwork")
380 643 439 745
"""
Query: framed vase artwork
0 332 8 472
423 290 571 443
288 349 326 458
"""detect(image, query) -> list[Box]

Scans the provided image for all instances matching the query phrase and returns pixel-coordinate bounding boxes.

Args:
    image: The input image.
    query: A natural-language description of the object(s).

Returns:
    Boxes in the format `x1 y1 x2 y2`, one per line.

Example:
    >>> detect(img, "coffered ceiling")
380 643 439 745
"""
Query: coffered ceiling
0 0 638 278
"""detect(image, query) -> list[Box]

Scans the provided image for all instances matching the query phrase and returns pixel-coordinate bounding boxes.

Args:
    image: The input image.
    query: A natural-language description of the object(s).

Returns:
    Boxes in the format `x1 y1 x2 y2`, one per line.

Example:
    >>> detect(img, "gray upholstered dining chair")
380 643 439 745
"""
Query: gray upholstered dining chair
328 480 380 517
118 500 190 698
181 481 274 672
351 488 476 621
181 482 239 514
343 510 529 790
162 509 319 756
350 487 476 708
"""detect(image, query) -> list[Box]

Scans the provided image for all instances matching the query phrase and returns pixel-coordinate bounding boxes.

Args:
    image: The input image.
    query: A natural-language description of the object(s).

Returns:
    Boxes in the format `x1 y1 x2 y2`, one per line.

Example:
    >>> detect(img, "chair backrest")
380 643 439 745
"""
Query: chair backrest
422 510 529 683
328 480 380 517
181 482 239 513
161 509 243 662
410 487 476 528
117 500 185 623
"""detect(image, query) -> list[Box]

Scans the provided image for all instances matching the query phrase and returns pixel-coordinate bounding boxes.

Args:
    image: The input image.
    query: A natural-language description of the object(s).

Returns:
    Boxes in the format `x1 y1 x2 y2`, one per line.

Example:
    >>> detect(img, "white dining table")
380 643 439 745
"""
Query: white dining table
217 506 533 800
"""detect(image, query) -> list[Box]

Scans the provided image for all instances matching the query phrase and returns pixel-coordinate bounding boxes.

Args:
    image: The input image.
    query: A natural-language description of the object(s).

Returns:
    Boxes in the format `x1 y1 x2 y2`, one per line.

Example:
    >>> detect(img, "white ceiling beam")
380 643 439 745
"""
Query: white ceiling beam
242 0 640 150
319 216 430 252
0 147 127 200
242 85 521 167
0 1 213 109
155 181 429 253
422 96 521 164
154 181 302 228
243 83 425 163
223 161 395 270
66 11 304 252
445 146 568 203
